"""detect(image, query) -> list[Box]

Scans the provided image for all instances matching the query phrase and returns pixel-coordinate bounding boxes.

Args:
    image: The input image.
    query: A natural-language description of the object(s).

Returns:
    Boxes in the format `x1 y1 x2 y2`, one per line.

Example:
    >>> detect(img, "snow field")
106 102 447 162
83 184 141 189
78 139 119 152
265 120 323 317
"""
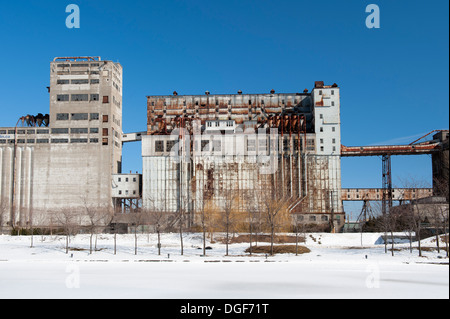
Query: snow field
0 232 448 299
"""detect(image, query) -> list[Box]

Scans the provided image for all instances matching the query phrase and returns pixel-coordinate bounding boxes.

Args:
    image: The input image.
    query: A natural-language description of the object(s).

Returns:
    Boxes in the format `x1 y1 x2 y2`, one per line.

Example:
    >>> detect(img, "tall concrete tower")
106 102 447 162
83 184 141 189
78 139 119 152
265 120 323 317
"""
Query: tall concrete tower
0 57 123 229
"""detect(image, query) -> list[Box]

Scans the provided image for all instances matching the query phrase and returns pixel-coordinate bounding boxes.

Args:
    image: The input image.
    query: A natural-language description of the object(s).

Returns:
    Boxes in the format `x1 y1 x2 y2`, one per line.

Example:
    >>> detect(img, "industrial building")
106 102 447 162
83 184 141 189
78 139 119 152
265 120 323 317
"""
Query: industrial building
0 57 448 233
0 57 123 229
143 82 345 230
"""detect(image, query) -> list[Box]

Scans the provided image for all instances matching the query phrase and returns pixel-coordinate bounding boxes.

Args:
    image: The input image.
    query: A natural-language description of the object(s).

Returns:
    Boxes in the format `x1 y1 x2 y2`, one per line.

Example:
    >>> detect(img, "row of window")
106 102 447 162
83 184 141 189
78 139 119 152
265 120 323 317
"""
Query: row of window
118 190 137 195
56 113 108 122
117 177 138 183
57 79 100 85
206 121 234 128
56 63 100 68
57 94 109 103
153 137 318 153
318 126 336 133
0 138 100 144
50 127 109 137
151 97 305 107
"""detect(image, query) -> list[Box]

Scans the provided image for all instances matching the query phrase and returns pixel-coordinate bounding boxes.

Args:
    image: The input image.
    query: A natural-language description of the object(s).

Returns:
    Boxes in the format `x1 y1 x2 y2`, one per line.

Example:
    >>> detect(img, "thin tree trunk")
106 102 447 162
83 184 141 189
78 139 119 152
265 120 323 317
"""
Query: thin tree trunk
390 230 394 257
135 227 138 255
90 233 93 254
249 223 253 256
114 232 117 255
179 222 184 256
203 226 206 256
157 229 161 256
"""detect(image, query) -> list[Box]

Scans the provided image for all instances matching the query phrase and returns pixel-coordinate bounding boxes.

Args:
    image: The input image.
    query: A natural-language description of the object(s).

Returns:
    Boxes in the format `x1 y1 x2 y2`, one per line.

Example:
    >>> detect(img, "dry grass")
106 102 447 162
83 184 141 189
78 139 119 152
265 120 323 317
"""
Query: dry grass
225 234 305 244
245 245 310 255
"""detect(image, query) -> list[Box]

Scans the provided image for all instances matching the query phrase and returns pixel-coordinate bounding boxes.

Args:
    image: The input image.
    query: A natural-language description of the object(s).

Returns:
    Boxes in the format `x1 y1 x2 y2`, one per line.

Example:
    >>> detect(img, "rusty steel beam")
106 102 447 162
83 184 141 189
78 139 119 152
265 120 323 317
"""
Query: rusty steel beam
341 188 433 201
341 143 441 157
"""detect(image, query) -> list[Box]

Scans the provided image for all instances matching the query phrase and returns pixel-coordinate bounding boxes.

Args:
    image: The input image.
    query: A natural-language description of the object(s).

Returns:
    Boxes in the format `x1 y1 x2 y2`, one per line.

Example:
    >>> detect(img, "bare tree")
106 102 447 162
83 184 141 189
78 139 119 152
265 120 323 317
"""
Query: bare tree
439 205 449 257
243 189 260 256
145 207 168 256
84 204 112 254
172 206 187 256
218 189 239 256
53 208 80 254
0 199 9 235
198 196 216 256
261 189 290 256
129 210 145 255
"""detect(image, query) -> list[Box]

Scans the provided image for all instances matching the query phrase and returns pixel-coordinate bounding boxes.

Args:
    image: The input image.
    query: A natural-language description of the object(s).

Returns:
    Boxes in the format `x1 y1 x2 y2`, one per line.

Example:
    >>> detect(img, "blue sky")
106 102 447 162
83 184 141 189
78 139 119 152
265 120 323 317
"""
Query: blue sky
0 0 448 218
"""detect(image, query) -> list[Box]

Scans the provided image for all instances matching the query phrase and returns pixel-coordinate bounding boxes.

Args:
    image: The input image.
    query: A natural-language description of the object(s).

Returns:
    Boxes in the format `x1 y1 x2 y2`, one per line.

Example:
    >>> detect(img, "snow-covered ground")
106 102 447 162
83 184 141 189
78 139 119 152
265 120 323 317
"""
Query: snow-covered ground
0 232 448 299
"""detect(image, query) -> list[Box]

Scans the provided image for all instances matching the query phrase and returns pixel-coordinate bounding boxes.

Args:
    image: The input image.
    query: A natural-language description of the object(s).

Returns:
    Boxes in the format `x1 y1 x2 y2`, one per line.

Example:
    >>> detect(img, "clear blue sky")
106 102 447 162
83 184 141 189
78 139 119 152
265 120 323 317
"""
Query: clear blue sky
0 0 448 218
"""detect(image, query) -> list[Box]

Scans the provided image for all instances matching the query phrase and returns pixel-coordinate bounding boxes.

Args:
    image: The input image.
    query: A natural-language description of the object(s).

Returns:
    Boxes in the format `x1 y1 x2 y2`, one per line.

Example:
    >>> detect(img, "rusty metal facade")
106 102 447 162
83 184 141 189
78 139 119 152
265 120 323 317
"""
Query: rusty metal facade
143 84 345 229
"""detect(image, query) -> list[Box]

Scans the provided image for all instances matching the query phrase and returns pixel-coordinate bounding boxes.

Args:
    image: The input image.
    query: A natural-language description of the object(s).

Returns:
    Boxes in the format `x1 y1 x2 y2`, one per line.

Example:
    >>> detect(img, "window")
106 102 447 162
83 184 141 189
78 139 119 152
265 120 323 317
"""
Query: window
36 139 49 144
102 128 109 137
90 94 99 101
71 128 88 134
201 140 209 151
333 146 336 152
167 140 176 151
319 114 323 119
71 79 89 84
71 94 89 102
103 96 109 103
71 138 88 143
90 128 99 134
57 80 70 84
331 101 335 106
90 113 99 120
247 139 256 152
91 79 100 84
71 63 89 68
309 215 316 222
51 138 69 144
320 127 323 132
213 140 221 152
319 90 322 95
320 139 324 144
102 138 108 145
320 146 324 152
103 115 109 123
36 129 49 134
56 113 69 121
57 94 69 101
321 215 328 221
51 128 69 134
331 90 334 95
155 140 164 152
90 138 99 143
332 138 336 144
332 127 335 132
71 113 88 120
